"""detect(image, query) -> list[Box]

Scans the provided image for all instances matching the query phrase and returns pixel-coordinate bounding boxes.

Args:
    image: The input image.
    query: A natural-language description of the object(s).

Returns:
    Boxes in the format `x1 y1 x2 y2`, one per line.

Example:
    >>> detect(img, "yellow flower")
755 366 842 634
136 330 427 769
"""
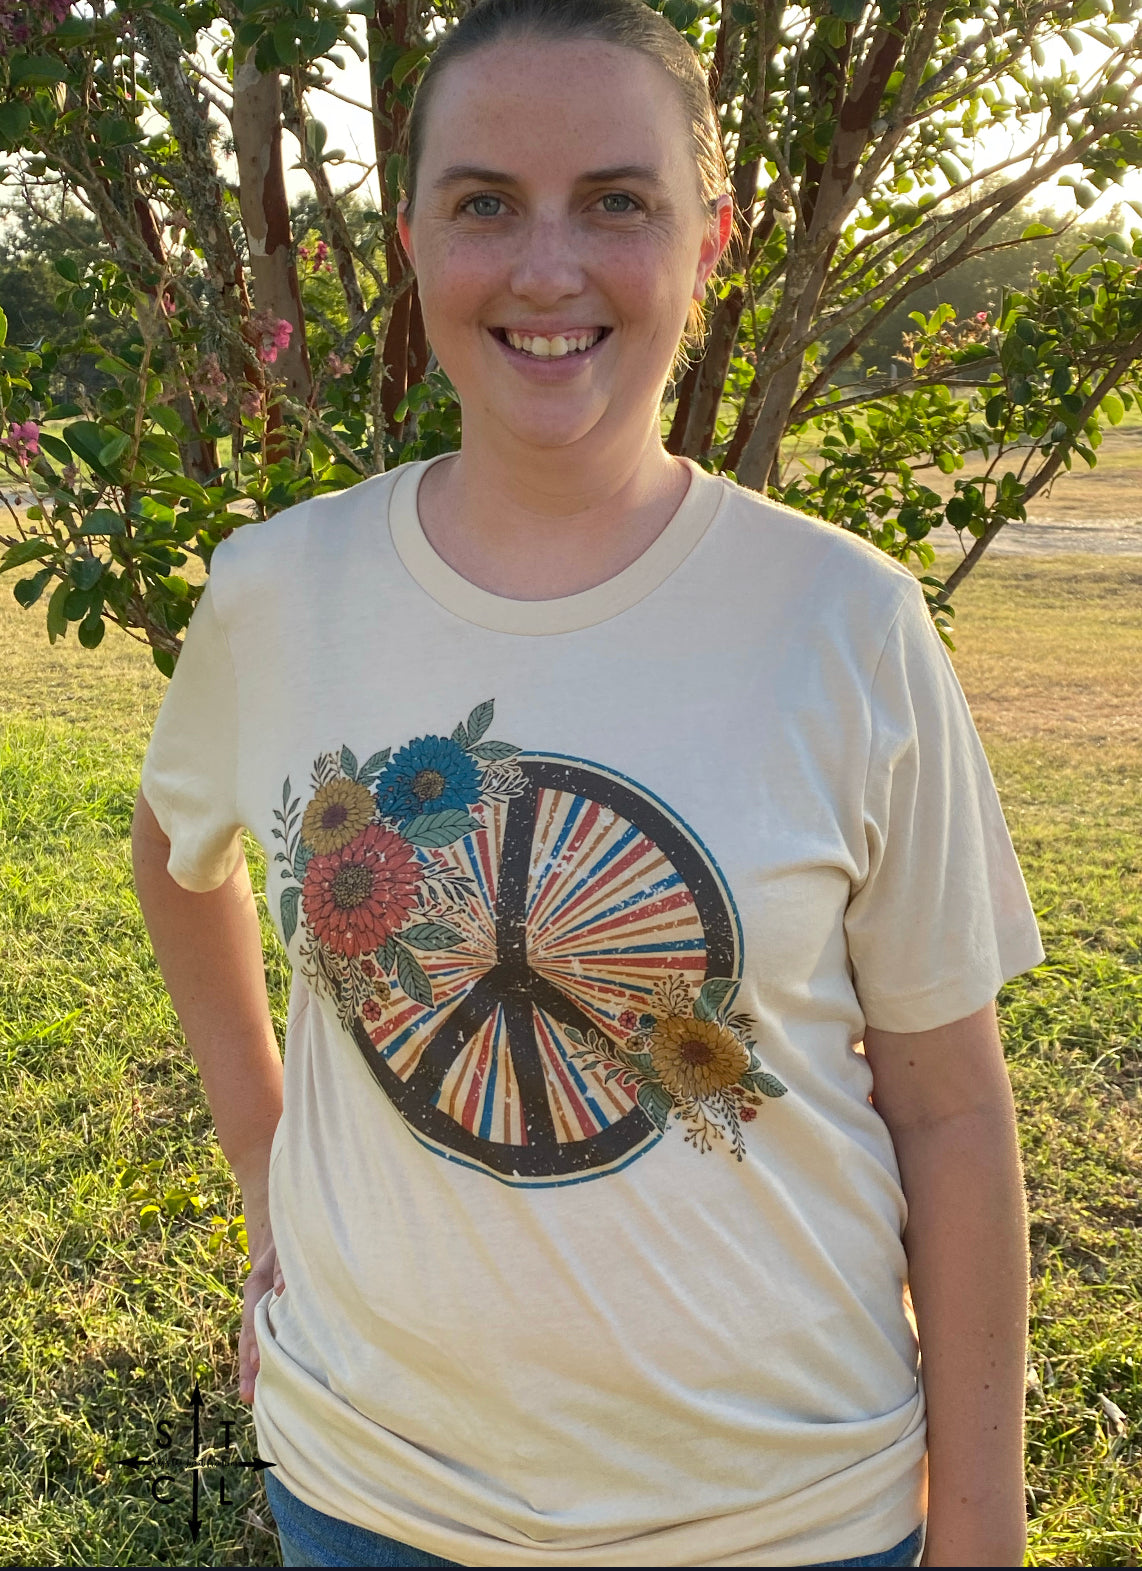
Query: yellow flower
301 778 376 854
649 1014 749 1102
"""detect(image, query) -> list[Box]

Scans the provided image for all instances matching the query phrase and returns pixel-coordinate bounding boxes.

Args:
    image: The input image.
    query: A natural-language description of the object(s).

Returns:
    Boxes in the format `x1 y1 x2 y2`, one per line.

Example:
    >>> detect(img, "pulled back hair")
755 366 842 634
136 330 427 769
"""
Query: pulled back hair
401 0 735 381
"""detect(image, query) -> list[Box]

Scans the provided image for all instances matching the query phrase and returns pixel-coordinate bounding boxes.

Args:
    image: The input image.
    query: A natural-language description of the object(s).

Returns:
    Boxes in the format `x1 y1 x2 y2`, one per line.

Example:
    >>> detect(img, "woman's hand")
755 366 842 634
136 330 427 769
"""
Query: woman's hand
239 1229 284 1405
237 1171 283 1406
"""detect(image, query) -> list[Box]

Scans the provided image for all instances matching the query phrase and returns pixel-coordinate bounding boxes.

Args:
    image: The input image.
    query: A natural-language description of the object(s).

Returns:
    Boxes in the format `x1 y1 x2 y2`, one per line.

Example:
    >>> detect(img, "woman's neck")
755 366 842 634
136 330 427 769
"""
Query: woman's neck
415 430 690 602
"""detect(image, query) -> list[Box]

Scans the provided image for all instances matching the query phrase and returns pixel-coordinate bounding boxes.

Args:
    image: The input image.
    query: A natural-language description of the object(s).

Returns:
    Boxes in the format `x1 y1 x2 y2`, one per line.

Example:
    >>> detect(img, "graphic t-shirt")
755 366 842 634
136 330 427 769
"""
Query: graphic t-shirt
140 454 1044 1567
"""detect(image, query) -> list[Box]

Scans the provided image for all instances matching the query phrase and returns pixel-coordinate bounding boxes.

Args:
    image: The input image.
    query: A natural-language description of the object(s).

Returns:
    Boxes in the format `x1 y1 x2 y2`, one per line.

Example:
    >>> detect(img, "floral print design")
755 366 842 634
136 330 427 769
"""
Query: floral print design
565 972 786 1161
272 700 523 1026
301 777 376 855
375 735 483 828
273 701 787 1169
301 824 423 957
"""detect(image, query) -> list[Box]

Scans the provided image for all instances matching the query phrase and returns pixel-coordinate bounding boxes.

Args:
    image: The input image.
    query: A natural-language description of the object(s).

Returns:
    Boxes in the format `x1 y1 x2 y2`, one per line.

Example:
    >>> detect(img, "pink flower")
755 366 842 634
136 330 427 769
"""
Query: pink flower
618 1009 638 1032
314 240 329 266
249 309 294 364
740 1105 758 1122
3 421 40 467
193 352 229 406
975 311 989 323
298 244 310 261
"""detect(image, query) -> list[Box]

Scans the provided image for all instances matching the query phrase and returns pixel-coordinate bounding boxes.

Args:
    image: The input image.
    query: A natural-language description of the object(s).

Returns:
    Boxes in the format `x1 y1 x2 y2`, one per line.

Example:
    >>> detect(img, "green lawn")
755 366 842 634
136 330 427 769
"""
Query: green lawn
1 554 1139 1566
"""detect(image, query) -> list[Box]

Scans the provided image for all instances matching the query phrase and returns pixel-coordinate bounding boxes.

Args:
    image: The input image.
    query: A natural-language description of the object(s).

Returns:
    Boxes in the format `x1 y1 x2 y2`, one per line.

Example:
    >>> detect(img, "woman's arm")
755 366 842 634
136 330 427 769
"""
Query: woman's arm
863 1002 1029 1569
131 791 285 1402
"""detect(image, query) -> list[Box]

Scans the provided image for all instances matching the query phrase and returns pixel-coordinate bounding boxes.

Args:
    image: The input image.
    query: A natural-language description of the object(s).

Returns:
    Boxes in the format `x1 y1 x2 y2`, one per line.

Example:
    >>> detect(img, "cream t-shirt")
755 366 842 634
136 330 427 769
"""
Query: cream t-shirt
140 454 1044 1566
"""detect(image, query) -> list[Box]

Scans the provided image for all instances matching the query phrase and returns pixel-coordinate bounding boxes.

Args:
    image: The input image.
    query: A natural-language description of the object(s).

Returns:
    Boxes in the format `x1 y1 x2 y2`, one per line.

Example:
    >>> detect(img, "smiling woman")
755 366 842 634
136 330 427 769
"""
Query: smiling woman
131 2 1043 1568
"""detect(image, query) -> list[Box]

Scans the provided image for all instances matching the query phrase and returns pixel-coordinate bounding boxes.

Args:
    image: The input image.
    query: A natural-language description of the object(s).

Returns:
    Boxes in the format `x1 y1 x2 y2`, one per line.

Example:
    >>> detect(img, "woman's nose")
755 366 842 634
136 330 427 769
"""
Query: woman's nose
508 215 588 303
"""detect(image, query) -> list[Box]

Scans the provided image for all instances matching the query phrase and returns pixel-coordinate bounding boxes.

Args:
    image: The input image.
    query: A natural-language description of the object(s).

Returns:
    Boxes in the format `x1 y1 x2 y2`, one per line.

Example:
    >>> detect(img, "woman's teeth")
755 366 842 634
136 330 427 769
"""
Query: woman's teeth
504 329 603 358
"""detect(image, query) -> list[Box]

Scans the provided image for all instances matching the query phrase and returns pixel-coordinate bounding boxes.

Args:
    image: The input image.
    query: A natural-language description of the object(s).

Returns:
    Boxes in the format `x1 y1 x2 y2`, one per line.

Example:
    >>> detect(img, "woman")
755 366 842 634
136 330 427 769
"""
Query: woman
132 1 1044 1565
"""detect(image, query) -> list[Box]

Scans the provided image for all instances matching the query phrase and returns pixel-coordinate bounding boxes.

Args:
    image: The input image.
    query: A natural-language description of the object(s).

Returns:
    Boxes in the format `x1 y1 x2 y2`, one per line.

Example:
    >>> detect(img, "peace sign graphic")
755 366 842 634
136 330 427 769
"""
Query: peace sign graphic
351 756 742 1186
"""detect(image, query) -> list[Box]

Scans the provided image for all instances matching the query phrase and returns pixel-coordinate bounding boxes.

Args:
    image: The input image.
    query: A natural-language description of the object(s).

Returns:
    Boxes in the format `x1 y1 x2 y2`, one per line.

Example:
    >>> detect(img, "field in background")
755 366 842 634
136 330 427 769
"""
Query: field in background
0 552 1139 1565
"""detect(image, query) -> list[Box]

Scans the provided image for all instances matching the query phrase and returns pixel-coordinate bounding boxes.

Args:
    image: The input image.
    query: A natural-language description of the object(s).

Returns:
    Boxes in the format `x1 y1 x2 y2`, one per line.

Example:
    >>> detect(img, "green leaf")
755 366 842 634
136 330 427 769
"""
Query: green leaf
390 46 427 88
77 610 105 648
376 937 398 972
340 744 358 779
450 721 469 748
54 256 81 284
46 578 69 642
1 538 53 571
13 566 52 607
63 421 114 473
280 885 300 946
152 648 175 678
0 304 6 346
694 976 739 1022
636 1080 674 1131
395 943 433 1007
293 841 312 882
1101 391 1125 426
468 740 520 761
69 555 103 591
465 699 494 745
9 55 69 87
0 101 32 146
945 496 974 529
358 748 390 781
401 809 482 848
399 921 464 951
1022 223 1054 240
744 1068 788 1099
98 432 132 467
78 509 126 537
37 432 71 464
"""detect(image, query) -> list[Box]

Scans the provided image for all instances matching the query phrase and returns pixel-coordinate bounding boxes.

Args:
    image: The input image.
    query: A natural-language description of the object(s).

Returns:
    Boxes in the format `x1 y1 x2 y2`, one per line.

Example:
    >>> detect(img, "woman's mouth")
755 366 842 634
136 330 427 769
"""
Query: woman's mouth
490 326 611 361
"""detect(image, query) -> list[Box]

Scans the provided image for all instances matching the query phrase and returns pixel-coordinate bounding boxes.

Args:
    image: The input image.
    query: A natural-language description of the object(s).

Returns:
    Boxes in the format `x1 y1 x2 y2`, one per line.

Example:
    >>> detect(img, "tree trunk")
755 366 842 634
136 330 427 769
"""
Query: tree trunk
232 57 312 404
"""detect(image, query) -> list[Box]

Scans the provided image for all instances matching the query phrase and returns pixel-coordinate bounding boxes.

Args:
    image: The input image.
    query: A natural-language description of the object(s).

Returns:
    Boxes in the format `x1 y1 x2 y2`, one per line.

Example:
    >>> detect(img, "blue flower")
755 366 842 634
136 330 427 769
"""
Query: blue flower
375 734 482 828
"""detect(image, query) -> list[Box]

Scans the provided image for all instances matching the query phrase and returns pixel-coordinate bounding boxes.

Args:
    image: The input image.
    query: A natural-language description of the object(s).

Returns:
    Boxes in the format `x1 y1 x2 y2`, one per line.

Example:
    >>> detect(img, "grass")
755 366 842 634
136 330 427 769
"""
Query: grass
1 554 1140 1565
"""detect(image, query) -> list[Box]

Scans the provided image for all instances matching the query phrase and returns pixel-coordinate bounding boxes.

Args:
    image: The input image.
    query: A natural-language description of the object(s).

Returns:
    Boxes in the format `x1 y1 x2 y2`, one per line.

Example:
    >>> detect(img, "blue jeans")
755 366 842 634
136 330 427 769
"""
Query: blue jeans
264 1472 924 1567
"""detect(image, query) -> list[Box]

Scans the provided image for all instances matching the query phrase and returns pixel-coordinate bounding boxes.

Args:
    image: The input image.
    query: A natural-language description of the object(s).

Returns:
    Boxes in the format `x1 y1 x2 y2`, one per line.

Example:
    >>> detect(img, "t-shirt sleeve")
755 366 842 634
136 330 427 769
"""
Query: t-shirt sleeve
139 576 245 893
844 579 1044 1033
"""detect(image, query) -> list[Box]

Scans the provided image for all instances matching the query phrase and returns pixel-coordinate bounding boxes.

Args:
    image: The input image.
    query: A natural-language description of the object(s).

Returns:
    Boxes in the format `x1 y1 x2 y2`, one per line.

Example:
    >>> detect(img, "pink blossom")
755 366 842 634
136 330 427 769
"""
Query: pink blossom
0 0 69 52
193 352 229 407
975 311 989 322
298 244 310 261
2 420 40 467
249 310 294 365
314 240 329 266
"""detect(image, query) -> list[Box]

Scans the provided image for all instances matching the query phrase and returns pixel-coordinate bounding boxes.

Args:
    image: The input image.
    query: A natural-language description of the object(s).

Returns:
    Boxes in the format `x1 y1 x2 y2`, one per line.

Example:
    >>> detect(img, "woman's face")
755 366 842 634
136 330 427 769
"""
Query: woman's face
397 36 732 458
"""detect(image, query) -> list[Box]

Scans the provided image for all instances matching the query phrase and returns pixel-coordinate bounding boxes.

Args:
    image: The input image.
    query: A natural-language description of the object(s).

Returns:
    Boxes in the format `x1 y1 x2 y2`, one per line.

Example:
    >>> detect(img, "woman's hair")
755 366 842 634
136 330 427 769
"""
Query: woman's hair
401 0 735 380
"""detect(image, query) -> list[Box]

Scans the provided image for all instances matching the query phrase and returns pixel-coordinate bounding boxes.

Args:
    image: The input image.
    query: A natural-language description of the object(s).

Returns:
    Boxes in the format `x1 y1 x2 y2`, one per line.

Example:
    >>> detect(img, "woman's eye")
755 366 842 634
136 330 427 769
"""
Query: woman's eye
598 192 640 214
461 194 506 219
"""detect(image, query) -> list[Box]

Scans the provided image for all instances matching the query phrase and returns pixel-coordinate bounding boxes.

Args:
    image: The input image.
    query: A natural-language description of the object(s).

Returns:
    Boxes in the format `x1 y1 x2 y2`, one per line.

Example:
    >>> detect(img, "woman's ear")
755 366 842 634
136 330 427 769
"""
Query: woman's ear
397 198 415 270
693 193 734 300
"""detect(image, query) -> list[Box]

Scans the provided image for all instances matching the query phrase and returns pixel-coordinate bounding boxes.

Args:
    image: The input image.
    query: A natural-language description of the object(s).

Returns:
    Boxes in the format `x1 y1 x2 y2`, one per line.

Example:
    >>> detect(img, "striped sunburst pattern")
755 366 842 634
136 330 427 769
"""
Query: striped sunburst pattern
526 787 709 1038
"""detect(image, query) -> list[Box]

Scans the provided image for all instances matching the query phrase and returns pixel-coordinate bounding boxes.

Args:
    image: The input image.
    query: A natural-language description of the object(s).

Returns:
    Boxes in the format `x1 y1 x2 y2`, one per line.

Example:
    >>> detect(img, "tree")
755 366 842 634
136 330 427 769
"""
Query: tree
2 0 1142 662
